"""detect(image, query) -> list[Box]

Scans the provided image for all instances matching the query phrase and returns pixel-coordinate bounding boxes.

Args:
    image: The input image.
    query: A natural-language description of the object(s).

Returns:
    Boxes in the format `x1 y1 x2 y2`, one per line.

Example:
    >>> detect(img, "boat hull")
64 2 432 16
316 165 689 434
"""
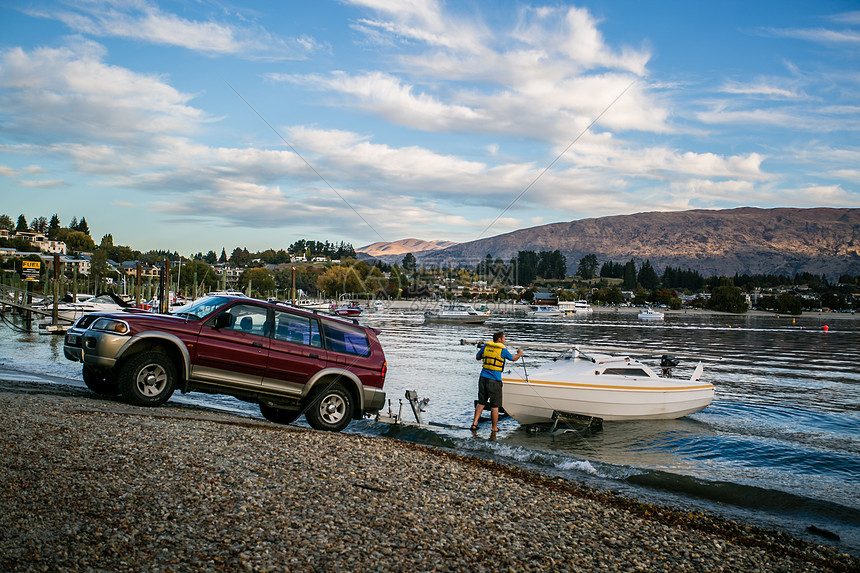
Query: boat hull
501 367 714 423
424 315 489 324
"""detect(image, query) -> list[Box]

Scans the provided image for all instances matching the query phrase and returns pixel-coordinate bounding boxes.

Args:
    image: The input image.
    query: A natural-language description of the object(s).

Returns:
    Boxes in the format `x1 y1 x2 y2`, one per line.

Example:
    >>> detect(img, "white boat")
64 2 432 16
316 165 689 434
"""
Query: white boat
558 300 593 315
291 298 330 310
501 347 712 424
424 303 490 324
528 305 563 317
38 292 131 324
638 307 664 320
206 290 248 297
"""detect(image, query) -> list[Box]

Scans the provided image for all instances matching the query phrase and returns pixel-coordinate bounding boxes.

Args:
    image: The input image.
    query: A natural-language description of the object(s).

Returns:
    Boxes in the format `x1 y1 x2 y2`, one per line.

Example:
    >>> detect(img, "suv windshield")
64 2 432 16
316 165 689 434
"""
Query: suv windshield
170 296 232 319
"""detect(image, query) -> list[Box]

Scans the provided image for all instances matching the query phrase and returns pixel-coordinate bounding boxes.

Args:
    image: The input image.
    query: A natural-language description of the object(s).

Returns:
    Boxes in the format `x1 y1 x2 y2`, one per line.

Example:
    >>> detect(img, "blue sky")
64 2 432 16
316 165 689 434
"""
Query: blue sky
1 1 858 255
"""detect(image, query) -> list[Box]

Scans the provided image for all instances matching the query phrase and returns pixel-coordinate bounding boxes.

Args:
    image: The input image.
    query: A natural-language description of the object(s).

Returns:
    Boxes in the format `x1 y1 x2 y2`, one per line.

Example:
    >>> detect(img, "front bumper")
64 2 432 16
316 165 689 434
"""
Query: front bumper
63 330 85 362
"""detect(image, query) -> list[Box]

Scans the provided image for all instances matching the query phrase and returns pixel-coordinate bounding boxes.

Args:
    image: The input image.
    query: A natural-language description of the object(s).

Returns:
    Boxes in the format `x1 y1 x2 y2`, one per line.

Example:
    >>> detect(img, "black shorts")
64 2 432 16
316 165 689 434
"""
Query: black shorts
477 375 503 409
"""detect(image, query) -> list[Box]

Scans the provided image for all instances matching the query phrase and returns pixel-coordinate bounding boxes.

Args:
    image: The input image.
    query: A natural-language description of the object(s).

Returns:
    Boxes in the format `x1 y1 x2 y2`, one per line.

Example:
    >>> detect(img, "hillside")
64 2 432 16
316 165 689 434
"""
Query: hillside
357 238 458 258
401 208 860 278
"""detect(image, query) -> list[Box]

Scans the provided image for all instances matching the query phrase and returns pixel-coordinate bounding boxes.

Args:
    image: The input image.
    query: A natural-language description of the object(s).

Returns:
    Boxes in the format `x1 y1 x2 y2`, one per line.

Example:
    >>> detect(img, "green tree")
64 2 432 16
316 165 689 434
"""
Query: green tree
776 292 802 315
230 247 251 267
219 248 228 263
77 217 90 236
401 252 417 272
638 260 659 290
64 230 96 252
0 214 12 231
48 214 61 239
516 251 538 285
15 214 28 232
30 216 48 233
622 260 637 290
239 268 276 297
709 285 748 313
317 266 364 297
90 248 110 287
577 254 598 280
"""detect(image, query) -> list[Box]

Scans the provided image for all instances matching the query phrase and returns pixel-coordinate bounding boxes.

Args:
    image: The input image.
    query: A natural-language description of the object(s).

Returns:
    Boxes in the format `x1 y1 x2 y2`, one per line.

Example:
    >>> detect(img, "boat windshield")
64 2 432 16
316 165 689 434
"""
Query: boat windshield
170 296 233 320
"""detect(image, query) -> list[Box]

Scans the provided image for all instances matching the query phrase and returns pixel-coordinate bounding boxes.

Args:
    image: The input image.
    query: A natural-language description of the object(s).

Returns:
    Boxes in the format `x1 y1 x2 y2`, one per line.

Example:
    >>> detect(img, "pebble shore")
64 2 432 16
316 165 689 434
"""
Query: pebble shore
1 380 857 573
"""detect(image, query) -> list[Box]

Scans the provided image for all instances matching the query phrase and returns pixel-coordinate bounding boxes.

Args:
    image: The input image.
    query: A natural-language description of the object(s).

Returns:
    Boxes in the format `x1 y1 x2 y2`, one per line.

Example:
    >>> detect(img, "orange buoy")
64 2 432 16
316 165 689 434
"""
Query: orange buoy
823 325 829 332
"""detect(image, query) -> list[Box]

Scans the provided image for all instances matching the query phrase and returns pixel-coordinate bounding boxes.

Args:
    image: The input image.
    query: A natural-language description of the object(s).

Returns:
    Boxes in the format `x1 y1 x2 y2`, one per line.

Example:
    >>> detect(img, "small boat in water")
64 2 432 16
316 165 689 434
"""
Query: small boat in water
424 303 490 324
638 307 664 320
527 305 563 317
558 300 593 315
332 302 363 316
501 346 712 424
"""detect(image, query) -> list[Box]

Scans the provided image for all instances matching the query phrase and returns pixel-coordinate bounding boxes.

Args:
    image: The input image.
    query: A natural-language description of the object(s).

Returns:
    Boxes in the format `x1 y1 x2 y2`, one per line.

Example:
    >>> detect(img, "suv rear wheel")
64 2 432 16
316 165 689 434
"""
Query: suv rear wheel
118 351 176 407
305 383 353 432
259 403 301 424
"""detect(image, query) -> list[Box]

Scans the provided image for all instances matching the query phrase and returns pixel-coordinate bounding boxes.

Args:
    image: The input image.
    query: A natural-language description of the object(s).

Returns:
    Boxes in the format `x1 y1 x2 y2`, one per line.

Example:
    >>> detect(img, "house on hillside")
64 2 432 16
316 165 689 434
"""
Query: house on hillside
12 231 67 255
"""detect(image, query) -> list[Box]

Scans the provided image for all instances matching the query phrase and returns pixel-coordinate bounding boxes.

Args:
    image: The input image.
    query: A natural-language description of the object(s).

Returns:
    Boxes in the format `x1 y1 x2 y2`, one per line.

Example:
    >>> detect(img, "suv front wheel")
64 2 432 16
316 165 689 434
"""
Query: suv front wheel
259 403 301 425
82 365 120 396
305 383 353 432
118 351 177 407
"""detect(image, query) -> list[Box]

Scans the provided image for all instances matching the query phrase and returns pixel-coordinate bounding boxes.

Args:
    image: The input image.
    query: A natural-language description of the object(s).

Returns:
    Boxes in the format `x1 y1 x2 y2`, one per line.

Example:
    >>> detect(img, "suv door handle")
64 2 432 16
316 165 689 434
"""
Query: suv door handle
309 353 319 359
252 341 263 348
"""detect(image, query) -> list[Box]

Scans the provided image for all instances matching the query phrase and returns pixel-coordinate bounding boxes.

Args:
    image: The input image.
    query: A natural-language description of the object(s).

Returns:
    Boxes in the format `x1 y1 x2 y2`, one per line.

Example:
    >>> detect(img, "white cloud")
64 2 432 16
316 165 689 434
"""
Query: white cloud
19 179 67 188
302 2 662 143
23 0 321 60
0 42 204 144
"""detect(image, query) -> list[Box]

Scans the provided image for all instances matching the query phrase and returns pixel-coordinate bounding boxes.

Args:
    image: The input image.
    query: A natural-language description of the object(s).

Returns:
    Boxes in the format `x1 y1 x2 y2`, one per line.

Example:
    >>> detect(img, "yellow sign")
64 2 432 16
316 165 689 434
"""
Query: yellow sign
22 260 40 269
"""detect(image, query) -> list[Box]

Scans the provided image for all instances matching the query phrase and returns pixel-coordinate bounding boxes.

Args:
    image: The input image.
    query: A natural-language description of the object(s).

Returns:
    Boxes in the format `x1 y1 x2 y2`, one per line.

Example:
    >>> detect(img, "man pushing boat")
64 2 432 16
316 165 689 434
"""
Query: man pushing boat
471 331 523 433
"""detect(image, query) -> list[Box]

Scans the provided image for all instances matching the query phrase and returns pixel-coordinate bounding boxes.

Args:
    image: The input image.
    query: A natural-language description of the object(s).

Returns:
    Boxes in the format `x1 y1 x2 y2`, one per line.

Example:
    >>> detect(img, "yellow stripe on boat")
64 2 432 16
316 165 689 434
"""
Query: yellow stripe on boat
502 378 714 392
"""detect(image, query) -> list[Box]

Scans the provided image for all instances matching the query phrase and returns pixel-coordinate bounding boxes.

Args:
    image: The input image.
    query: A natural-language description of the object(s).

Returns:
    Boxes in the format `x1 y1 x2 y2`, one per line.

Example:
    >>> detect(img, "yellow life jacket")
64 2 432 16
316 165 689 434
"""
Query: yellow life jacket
481 341 506 371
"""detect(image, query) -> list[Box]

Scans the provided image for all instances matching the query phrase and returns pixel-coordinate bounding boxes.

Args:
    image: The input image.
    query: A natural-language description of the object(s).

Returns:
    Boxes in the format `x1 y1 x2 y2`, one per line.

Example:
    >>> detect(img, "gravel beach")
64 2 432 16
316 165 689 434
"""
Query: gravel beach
0 379 856 572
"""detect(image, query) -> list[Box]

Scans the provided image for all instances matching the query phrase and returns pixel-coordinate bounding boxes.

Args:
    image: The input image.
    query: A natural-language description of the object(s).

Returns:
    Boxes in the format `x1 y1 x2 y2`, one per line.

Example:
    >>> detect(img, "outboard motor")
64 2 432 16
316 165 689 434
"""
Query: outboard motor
660 355 680 377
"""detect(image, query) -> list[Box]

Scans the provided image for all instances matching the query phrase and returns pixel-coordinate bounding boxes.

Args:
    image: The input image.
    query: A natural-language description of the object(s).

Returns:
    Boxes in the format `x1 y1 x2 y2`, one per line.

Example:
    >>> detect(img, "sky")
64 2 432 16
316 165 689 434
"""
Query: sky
1 1 858 256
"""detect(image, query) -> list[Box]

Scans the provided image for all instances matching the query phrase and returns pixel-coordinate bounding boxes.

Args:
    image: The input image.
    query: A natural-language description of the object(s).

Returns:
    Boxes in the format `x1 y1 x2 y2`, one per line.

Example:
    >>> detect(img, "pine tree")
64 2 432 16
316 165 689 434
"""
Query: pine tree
48 214 61 239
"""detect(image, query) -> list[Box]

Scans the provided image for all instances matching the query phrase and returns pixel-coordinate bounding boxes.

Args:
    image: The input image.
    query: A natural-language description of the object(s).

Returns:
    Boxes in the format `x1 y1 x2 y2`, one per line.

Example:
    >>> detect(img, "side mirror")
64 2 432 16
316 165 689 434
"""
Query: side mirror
213 313 232 329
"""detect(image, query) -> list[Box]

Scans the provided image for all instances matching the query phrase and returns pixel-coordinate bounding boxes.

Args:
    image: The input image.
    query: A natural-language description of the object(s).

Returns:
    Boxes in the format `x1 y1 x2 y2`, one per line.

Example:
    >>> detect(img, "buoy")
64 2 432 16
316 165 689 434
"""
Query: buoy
823 325 829 332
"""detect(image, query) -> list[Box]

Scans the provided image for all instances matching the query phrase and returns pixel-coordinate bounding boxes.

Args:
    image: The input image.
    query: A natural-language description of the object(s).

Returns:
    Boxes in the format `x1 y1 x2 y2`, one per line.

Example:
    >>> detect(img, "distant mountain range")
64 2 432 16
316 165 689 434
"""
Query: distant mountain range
357 207 860 278
358 238 458 257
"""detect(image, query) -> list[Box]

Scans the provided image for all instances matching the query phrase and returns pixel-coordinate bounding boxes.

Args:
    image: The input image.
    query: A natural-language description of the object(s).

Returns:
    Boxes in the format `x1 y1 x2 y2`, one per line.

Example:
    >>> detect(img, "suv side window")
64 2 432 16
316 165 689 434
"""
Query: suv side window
221 303 269 337
273 309 322 347
322 320 371 356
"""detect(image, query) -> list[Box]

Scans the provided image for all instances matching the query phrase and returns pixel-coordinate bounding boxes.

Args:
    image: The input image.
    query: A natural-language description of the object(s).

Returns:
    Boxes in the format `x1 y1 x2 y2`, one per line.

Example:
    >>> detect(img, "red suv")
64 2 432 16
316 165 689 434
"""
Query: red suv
64 295 387 432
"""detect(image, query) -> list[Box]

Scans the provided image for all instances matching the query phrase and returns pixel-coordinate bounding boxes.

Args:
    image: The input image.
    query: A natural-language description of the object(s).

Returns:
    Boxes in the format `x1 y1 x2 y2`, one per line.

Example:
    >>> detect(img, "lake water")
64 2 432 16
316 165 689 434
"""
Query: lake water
2 307 858 555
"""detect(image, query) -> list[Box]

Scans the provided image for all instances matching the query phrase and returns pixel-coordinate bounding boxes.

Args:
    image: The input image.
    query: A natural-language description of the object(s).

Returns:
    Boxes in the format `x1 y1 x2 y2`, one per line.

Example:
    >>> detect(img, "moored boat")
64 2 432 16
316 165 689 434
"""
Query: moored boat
38 292 131 324
558 300 593 315
332 302 363 316
638 307 664 320
424 303 490 324
527 305 563 317
501 347 712 424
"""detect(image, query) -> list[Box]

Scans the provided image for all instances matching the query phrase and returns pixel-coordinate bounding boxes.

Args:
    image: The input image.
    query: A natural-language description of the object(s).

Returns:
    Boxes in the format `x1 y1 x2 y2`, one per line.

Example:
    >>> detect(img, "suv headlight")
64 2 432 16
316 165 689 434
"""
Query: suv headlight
91 317 131 335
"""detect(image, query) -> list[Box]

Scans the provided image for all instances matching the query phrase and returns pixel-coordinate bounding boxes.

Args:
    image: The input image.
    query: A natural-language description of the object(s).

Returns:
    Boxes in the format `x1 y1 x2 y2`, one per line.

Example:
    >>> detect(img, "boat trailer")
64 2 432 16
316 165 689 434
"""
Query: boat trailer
374 390 602 434
375 390 433 427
